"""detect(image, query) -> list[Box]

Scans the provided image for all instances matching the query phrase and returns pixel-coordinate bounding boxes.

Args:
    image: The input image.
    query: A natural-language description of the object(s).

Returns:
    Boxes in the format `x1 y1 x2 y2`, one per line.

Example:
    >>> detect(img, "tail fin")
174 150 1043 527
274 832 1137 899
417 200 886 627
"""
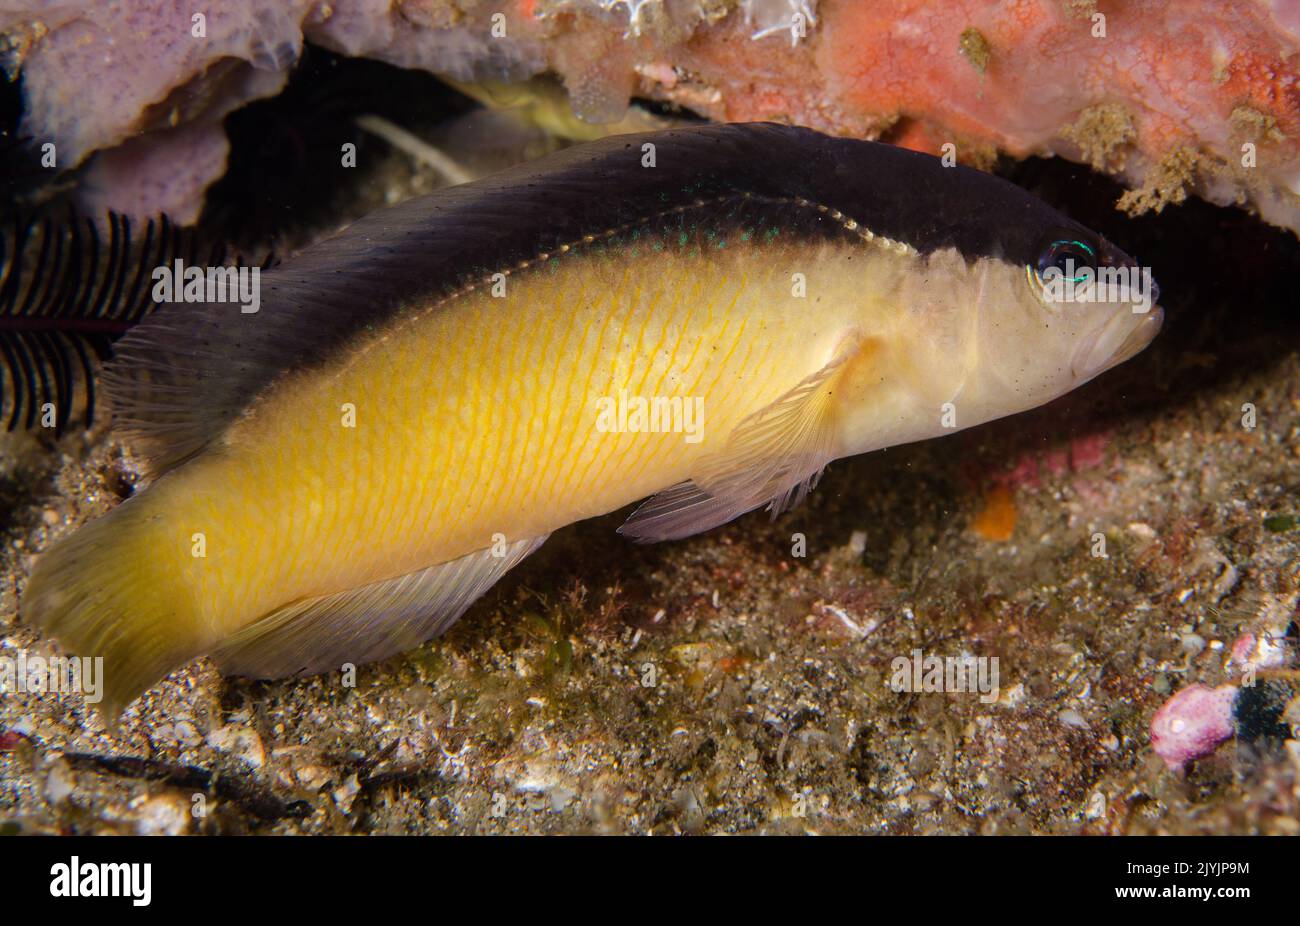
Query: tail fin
23 497 206 719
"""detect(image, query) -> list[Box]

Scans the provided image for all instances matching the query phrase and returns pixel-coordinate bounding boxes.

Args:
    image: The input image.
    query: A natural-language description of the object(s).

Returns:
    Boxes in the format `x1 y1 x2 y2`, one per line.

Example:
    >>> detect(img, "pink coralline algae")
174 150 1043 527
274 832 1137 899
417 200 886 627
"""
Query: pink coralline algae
1150 683 1238 772
994 432 1111 490
3 0 1299 229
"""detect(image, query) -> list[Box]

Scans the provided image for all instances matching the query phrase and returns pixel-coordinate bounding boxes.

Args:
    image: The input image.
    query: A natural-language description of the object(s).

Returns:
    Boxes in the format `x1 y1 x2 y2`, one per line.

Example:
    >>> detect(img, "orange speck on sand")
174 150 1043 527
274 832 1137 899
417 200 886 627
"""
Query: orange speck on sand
718 654 749 674
972 485 1017 541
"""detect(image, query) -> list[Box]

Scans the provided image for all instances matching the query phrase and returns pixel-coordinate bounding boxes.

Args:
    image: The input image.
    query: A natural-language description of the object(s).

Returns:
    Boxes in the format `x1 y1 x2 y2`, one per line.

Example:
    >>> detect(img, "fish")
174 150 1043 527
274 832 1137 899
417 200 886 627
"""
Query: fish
438 76 673 144
22 123 1163 715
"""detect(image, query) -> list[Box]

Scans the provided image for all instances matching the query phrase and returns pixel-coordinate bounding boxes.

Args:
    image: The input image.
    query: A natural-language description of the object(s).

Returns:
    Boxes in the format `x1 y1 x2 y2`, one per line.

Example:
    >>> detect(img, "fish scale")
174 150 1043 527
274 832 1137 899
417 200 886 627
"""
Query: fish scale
198 229 838 607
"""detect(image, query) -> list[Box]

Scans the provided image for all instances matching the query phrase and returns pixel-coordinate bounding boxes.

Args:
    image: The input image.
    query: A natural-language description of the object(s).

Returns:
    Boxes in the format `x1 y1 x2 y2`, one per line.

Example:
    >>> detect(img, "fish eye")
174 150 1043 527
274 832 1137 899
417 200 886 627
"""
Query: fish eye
1034 236 1097 286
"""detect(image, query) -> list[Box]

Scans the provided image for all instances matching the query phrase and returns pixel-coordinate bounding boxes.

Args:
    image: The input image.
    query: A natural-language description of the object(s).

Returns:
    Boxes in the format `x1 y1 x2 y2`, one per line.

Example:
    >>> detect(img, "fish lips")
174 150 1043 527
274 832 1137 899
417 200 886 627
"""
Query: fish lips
1071 303 1165 379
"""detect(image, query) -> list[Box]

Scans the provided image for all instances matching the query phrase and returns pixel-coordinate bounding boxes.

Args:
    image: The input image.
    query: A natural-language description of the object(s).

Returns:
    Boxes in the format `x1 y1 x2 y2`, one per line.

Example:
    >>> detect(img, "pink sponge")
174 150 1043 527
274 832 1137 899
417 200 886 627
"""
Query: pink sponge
1150 683 1238 772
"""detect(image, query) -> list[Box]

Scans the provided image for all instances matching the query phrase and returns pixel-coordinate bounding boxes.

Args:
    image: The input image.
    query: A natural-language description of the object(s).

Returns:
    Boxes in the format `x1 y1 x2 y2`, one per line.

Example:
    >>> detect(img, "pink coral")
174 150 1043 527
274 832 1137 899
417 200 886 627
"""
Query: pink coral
4 1 1298 229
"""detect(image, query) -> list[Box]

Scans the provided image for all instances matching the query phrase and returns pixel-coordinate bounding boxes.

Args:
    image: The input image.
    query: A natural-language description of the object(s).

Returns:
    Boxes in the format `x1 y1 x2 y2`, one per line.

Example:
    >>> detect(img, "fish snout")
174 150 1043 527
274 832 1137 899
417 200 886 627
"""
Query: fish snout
1071 303 1164 379
1065 238 1162 378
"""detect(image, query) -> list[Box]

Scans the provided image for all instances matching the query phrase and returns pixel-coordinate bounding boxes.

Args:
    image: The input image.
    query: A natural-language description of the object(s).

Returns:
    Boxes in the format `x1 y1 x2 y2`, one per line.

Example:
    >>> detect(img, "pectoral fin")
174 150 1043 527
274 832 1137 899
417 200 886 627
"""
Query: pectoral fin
212 535 548 679
619 336 869 542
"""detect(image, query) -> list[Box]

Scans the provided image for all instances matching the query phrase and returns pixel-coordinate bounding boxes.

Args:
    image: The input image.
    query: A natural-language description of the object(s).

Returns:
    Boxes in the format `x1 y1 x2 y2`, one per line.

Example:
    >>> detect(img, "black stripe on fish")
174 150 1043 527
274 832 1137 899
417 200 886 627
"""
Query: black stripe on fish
104 122 1097 475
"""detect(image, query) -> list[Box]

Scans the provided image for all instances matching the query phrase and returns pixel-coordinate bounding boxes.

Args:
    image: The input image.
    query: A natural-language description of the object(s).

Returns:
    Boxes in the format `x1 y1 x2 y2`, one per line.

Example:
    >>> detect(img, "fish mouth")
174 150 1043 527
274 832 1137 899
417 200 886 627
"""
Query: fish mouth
1072 305 1165 379
1110 306 1164 366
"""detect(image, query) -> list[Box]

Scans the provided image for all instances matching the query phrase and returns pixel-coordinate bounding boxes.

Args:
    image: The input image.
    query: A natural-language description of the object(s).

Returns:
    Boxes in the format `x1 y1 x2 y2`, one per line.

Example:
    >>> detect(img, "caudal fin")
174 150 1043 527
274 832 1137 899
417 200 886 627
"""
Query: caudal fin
23 497 206 719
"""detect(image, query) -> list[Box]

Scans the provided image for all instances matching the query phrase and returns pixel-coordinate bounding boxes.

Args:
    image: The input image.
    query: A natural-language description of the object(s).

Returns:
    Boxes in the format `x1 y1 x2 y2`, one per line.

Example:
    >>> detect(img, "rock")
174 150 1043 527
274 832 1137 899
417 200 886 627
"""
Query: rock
206 724 266 769
294 764 332 791
133 793 193 836
1058 708 1089 730
43 758 75 805
333 774 360 814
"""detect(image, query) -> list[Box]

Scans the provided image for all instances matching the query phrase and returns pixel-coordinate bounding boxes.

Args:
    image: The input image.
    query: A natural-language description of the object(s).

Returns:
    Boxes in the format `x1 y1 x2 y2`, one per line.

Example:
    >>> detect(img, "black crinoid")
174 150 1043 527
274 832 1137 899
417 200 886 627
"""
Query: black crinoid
0 67 242 436
0 209 239 434
0 44 468 438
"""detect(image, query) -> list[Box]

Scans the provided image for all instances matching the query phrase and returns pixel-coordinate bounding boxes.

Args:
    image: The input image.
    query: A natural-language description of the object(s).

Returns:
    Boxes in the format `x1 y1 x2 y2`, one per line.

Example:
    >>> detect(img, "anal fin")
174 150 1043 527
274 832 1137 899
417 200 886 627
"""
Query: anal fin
212 535 548 679
619 335 870 542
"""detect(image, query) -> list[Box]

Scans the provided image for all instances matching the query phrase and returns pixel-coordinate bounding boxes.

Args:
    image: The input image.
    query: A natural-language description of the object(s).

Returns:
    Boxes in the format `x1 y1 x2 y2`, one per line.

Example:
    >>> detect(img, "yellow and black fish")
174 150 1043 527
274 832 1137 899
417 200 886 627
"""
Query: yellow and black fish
23 123 1162 714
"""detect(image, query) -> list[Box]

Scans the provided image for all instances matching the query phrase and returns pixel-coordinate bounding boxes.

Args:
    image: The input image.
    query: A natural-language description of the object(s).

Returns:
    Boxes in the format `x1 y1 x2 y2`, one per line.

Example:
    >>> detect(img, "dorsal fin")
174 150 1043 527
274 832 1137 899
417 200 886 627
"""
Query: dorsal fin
103 124 833 475
103 122 1059 476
